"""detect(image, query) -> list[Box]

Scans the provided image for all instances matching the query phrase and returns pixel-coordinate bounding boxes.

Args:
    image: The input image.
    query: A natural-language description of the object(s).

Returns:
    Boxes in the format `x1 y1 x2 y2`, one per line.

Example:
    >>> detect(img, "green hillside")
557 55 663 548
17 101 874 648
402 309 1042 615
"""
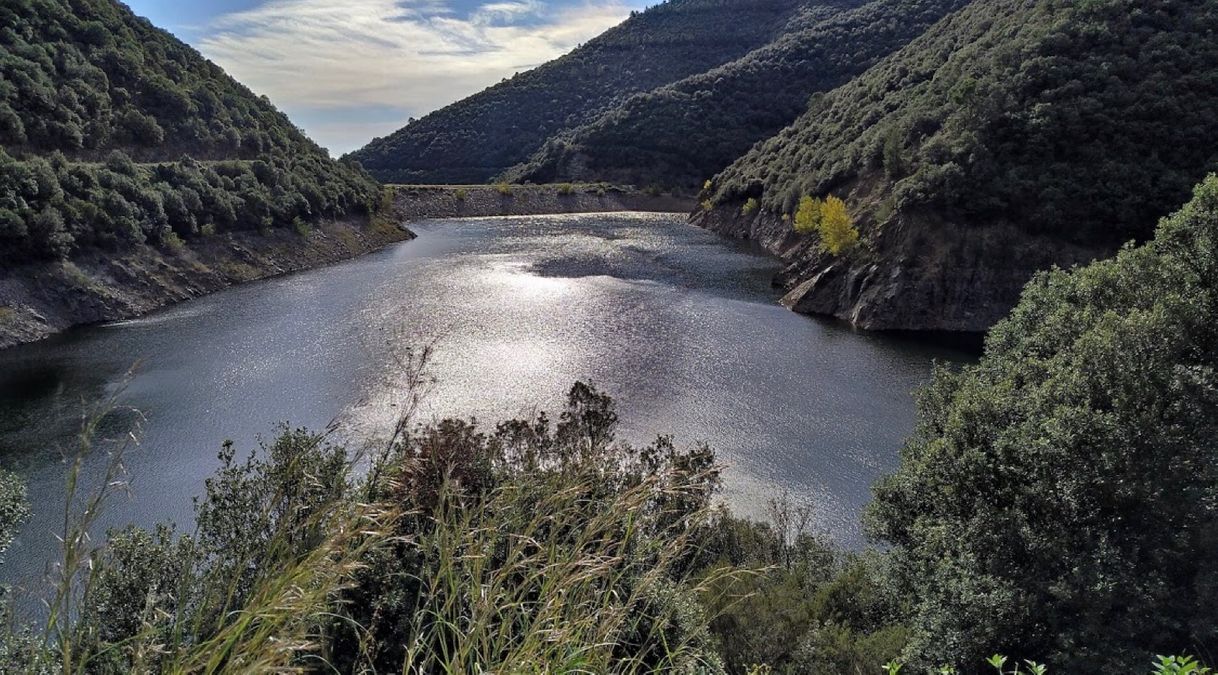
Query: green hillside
345 0 839 185
0 0 381 262
707 0 1218 246
508 0 973 191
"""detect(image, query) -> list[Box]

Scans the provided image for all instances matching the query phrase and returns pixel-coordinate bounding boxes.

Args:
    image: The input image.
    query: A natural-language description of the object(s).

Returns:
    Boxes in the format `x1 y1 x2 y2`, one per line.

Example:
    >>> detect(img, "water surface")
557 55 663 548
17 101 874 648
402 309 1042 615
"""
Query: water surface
0 213 970 601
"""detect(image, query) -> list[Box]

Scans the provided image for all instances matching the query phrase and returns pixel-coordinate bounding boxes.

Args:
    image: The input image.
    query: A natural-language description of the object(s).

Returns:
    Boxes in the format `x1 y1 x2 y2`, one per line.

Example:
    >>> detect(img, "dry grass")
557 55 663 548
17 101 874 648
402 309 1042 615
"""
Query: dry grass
397 469 733 673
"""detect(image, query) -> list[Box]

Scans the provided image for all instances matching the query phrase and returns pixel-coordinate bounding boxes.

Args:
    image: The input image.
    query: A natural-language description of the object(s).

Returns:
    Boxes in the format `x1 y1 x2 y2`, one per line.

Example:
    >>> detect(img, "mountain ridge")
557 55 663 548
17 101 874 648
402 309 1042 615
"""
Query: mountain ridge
346 0 843 184
506 0 974 191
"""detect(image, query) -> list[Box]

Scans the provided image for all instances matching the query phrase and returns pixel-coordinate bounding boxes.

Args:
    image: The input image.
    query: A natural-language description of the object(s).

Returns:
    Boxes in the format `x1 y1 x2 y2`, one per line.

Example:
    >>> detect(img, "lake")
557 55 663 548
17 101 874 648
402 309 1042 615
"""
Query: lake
0 212 970 603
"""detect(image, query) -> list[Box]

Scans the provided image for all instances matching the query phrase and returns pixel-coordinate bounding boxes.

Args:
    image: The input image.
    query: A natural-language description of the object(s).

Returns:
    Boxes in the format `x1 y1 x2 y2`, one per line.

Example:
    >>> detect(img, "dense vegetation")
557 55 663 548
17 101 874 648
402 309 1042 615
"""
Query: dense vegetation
346 0 828 185
4 176 1218 672
867 175 1218 672
508 0 972 192
0 382 896 673
707 0 1218 247
0 0 382 263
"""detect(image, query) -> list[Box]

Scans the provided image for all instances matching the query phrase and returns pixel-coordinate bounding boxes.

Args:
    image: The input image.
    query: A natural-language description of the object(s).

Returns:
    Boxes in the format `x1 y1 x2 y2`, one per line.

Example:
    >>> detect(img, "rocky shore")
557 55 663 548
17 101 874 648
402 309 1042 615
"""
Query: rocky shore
0 218 414 350
692 204 1112 333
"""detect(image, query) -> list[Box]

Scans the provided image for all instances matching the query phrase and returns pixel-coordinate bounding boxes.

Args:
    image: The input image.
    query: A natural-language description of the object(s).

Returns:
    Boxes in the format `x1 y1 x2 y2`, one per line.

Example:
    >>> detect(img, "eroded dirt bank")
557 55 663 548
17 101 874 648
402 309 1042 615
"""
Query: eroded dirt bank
0 218 414 350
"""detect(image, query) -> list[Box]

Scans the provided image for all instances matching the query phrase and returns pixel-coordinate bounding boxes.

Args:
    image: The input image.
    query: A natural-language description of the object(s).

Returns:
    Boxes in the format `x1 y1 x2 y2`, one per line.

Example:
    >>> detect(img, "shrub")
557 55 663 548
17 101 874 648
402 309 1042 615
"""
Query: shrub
161 230 185 250
868 176 1218 671
4 383 732 673
742 197 759 215
453 187 468 200
556 182 575 195
494 182 513 196
0 469 27 567
793 195 858 253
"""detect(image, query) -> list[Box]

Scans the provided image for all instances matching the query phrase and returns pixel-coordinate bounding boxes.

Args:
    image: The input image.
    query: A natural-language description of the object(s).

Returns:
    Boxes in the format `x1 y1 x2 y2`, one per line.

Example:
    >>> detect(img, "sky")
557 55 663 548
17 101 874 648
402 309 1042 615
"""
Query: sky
124 0 648 155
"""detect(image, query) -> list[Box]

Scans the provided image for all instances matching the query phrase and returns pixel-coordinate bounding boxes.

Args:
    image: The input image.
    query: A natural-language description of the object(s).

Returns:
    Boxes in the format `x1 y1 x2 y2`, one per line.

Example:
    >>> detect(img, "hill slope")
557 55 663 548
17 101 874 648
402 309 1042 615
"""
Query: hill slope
0 0 384 263
697 0 1218 331
0 0 409 348
508 0 973 191
346 0 841 185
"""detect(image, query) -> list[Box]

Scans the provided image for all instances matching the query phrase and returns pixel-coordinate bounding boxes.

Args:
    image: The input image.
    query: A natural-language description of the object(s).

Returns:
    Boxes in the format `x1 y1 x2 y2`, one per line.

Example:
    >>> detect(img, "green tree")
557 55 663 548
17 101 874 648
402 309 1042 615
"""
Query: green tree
868 176 1218 672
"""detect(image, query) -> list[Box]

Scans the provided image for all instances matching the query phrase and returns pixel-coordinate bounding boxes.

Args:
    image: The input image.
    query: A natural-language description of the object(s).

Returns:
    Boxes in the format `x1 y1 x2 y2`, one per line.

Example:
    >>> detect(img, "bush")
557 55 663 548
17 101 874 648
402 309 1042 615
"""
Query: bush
0 470 27 568
793 195 858 254
161 230 184 250
2 383 732 673
868 176 1218 671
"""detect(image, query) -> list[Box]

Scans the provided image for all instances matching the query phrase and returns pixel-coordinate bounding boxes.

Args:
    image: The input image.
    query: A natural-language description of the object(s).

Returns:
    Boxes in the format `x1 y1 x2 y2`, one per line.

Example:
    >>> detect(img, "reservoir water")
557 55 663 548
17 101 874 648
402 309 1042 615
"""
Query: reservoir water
0 212 970 601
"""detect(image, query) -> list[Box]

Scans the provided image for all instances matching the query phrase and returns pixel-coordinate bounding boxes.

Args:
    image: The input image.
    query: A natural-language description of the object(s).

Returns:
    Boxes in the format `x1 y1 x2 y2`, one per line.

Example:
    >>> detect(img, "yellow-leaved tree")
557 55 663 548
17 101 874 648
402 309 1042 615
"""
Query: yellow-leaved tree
793 196 822 234
793 194 858 255
818 195 858 255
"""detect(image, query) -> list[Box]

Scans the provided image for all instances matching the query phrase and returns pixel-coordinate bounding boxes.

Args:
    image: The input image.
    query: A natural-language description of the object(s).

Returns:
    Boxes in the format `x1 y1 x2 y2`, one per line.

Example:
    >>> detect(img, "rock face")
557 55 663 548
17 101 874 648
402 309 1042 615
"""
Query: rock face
0 219 414 350
692 206 1113 333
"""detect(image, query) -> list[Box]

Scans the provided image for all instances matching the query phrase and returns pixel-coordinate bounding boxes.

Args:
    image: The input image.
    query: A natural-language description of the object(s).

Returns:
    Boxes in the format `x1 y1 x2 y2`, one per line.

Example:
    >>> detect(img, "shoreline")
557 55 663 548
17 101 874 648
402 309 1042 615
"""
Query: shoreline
0 218 415 351
0 185 697 351
392 184 696 220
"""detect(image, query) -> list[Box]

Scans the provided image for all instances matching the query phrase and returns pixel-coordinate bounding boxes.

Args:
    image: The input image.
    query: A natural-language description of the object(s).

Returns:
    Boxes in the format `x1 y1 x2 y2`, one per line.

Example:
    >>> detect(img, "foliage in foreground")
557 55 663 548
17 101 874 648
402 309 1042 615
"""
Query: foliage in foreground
0 384 740 673
868 176 1218 671
0 366 1215 674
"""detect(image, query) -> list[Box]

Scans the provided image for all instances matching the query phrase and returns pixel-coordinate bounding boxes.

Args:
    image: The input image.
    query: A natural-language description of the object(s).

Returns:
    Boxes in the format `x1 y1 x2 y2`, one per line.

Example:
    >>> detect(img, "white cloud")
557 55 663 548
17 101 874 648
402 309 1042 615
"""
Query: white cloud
196 0 636 153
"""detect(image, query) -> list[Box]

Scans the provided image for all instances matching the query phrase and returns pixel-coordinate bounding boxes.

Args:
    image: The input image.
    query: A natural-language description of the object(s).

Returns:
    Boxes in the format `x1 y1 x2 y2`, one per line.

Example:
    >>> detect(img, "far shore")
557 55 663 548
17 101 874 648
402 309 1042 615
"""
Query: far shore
391 183 696 221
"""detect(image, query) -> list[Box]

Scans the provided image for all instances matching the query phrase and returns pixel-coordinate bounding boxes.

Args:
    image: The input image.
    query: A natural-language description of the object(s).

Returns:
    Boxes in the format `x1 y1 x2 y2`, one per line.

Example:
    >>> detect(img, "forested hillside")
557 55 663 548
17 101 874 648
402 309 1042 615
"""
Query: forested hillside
700 0 1218 330
508 0 973 191
346 0 838 185
0 0 382 263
